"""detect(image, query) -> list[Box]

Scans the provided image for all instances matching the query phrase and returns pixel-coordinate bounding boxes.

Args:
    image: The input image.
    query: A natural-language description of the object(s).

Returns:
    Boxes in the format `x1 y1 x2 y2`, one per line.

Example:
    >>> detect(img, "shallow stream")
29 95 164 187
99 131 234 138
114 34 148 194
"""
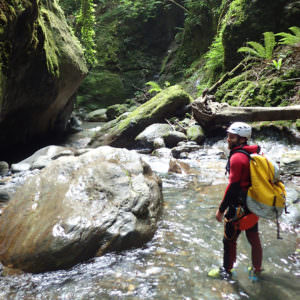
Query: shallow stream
0 124 299 299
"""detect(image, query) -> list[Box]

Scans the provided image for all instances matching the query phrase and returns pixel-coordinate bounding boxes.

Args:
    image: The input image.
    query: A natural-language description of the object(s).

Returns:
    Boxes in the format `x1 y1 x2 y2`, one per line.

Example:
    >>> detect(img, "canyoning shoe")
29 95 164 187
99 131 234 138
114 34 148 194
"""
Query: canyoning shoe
248 267 262 282
208 267 235 280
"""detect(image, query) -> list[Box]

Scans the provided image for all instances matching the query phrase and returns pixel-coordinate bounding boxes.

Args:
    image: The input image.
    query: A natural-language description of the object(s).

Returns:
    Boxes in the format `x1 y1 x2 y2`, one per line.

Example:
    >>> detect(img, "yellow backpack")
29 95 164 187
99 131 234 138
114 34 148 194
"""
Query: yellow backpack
233 150 287 238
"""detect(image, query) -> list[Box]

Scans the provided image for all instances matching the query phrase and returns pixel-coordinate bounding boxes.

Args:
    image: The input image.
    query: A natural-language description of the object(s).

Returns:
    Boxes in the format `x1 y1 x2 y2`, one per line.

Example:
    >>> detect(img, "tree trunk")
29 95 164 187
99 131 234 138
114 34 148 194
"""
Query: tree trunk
192 96 300 129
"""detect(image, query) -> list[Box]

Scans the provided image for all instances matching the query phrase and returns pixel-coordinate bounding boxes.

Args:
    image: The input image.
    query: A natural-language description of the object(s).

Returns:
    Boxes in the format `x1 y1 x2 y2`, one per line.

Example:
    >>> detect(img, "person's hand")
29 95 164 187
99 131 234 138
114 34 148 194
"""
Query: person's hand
215 209 223 222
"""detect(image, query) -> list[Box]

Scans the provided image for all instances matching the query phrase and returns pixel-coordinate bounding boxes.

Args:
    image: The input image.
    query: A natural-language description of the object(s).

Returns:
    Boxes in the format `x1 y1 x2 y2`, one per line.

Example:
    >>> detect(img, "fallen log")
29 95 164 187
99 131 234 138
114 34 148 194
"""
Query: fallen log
192 96 300 129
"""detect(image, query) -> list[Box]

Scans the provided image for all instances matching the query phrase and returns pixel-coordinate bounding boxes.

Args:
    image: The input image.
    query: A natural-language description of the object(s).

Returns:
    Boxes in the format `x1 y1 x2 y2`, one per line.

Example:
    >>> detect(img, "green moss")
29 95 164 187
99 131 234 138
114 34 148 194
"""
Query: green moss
215 46 299 108
117 85 192 132
186 125 204 143
38 8 60 77
77 70 126 110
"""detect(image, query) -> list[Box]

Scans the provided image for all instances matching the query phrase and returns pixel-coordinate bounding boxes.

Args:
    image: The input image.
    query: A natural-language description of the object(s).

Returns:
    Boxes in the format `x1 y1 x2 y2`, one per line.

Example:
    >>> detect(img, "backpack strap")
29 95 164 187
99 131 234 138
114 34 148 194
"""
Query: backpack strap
225 148 252 175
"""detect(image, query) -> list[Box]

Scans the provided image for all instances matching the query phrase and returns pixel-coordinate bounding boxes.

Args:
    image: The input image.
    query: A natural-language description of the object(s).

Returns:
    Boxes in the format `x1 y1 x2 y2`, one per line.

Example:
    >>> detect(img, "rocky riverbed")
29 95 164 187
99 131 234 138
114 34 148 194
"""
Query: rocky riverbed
0 121 299 299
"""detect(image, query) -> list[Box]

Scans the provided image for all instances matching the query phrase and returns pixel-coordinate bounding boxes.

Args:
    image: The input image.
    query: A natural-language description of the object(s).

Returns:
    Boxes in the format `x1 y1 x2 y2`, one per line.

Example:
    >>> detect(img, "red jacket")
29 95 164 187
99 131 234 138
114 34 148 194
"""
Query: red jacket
219 145 260 214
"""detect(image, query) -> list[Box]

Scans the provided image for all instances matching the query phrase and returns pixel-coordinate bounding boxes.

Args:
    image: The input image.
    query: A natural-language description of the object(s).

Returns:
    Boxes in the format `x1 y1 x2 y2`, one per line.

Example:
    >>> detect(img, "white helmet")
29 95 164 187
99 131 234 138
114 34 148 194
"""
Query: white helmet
227 122 251 139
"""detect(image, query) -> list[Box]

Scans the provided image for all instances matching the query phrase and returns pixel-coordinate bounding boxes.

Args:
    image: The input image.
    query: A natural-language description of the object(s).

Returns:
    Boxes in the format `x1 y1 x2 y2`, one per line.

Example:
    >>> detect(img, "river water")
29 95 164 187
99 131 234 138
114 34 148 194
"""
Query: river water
0 124 299 299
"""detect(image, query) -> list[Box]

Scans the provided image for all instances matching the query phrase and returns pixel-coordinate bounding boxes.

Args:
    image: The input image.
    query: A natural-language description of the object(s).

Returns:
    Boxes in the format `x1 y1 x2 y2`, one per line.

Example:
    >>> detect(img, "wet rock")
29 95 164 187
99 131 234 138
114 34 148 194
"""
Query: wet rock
67 115 83 133
152 148 172 158
85 109 108 122
136 123 186 149
153 138 166 149
285 189 300 226
171 142 202 159
168 159 195 174
164 131 187 148
0 191 10 203
135 124 173 148
0 1 88 154
280 151 300 176
89 85 193 148
106 104 128 121
0 147 162 273
11 146 74 172
0 162 9 176
186 125 205 145
11 163 31 173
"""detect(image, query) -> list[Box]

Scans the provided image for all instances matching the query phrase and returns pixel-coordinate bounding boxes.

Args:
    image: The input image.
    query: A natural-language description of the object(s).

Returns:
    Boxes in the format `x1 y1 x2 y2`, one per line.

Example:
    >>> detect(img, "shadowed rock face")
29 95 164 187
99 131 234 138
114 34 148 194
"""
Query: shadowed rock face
0 0 88 156
0 146 163 273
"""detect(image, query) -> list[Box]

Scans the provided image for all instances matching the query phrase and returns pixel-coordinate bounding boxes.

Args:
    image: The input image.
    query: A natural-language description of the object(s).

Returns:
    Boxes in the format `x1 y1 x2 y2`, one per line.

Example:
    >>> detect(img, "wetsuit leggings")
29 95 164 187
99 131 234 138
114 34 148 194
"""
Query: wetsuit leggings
223 222 262 272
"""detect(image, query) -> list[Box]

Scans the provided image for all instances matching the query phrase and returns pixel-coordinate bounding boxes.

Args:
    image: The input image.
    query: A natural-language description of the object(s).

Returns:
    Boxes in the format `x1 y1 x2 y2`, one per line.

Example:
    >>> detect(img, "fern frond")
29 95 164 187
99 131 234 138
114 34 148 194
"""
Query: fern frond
237 46 260 58
289 26 300 38
263 32 276 60
276 26 300 45
146 81 162 93
246 41 266 58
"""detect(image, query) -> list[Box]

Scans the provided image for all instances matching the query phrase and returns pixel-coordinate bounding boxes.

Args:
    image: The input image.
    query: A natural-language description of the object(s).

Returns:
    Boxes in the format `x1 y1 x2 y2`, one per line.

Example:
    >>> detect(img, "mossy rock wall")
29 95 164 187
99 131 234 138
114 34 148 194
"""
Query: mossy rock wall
215 46 300 107
0 0 87 155
222 0 300 70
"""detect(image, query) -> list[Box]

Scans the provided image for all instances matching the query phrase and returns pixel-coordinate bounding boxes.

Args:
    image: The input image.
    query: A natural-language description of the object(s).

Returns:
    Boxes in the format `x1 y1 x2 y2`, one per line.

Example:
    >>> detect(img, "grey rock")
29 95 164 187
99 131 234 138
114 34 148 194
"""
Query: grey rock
135 124 173 148
0 191 10 203
0 146 162 273
164 131 187 148
153 137 166 149
11 163 31 173
0 161 9 176
12 146 74 172
85 109 108 122
280 151 300 176
171 143 202 159
0 1 88 150
186 125 205 145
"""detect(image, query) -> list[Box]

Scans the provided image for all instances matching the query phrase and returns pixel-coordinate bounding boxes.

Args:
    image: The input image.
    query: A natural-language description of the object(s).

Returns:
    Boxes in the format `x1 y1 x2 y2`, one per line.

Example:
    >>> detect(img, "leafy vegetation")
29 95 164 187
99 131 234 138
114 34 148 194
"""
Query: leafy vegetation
204 34 224 83
76 0 97 65
57 0 300 111
276 26 300 46
272 58 283 71
146 81 171 94
238 32 276 60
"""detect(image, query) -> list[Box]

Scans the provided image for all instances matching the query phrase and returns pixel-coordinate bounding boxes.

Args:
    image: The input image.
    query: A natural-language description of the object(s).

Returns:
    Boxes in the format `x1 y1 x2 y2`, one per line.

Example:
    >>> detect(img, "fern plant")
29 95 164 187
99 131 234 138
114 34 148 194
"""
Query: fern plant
276 26 300 46
146 81 162 94
238 32 276 60
272 58 283 71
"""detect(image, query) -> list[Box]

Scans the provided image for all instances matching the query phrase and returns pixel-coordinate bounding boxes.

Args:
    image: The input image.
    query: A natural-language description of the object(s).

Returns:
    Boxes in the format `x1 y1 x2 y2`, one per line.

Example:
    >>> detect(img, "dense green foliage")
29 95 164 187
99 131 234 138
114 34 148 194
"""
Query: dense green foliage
276 26 300 46
238 32 276 60
76 0 97 65
58 0 300 111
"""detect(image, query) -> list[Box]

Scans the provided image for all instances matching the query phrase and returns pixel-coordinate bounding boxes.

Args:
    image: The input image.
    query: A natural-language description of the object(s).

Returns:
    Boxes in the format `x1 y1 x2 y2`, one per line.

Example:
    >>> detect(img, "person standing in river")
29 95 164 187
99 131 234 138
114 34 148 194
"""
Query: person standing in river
209 122 262 280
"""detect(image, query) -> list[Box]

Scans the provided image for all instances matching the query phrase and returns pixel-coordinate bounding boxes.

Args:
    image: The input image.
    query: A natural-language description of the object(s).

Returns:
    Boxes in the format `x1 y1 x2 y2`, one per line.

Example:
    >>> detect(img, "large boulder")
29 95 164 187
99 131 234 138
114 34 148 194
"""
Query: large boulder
0 147 162 273
0 0 88 156
89 85 193 148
